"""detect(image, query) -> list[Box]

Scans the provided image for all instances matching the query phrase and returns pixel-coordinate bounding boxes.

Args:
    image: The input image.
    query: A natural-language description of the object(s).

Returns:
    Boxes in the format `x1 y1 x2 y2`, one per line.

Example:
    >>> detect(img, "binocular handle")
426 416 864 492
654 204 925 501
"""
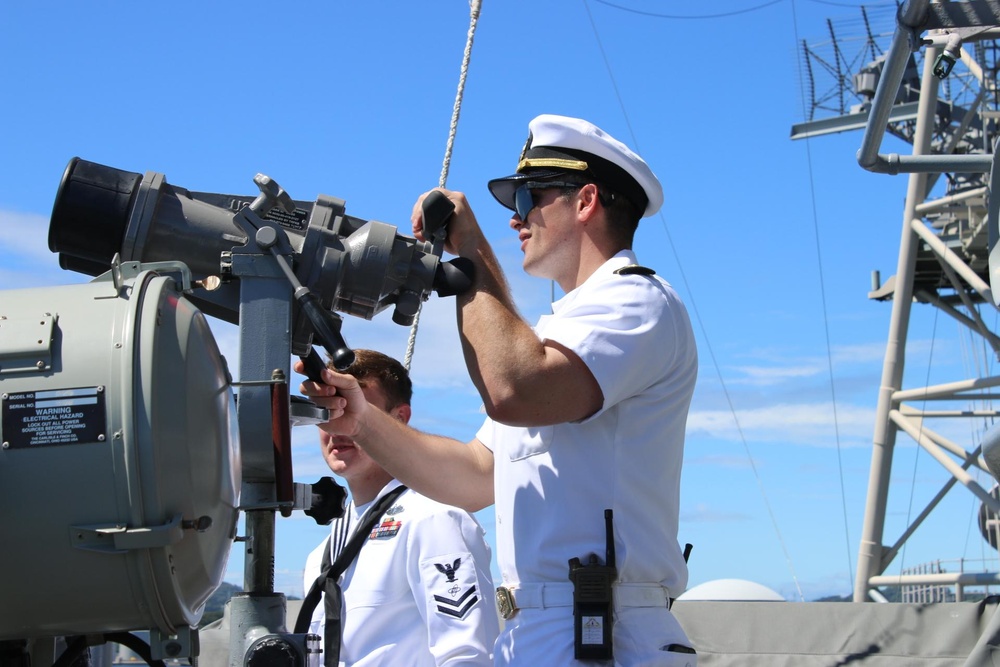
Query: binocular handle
297 291 356 378
300 348 329 384
421 190 456 245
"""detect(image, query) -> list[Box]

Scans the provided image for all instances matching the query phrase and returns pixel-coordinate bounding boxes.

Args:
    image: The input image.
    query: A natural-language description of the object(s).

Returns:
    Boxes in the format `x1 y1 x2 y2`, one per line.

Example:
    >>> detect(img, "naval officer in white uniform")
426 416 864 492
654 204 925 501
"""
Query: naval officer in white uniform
299 115 698 665
302 349 498 666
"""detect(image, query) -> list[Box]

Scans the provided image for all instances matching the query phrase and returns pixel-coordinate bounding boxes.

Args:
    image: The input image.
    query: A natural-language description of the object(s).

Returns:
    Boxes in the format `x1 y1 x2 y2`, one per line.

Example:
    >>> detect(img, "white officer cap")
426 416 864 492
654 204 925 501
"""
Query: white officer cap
487 114 663 218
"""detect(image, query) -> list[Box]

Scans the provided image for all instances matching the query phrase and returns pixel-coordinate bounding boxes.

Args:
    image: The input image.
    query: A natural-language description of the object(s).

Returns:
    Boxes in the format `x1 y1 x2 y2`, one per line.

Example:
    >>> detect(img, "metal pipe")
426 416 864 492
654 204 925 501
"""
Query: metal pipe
857 0 993 174
890 410 998 509
865 154 992 174
854 24 941 601
924 29 1000 48
899 406 1000 418
889 413 990 475
913 186 988 214
894 374 1000 401
857 0 930 171
871 571 1000 587
244 510 276 592
876 413 996 571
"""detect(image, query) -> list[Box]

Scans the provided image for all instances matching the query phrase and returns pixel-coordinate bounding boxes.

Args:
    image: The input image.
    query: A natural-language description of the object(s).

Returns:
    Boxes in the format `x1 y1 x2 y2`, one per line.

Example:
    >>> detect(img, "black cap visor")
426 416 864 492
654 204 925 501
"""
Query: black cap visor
488 145 648 215
487 169 574 211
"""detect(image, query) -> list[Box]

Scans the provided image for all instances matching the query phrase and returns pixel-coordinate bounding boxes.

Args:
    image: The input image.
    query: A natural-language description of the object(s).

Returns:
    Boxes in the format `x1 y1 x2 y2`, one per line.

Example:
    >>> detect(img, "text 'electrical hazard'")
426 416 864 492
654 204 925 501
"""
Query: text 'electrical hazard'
2 387 106 448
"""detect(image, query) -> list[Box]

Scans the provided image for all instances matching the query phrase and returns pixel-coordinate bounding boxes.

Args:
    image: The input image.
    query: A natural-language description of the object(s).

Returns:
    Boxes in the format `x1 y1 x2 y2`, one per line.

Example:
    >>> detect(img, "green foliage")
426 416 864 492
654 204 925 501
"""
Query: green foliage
199 582 242 627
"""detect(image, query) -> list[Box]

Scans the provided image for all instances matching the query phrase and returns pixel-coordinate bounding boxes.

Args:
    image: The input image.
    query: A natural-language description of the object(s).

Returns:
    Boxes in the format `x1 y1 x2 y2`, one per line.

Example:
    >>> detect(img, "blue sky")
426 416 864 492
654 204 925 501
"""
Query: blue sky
3 0 995 603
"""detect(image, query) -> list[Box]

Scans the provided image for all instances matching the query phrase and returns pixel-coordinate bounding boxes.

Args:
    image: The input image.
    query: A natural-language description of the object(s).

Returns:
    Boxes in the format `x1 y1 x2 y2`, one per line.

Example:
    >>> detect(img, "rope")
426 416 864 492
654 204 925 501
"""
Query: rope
404 0 483 371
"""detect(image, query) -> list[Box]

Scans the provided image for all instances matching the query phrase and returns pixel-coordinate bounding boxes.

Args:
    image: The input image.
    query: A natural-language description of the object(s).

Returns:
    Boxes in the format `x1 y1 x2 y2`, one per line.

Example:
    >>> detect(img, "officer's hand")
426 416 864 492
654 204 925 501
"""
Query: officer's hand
294 360 368 438
411 187 485 258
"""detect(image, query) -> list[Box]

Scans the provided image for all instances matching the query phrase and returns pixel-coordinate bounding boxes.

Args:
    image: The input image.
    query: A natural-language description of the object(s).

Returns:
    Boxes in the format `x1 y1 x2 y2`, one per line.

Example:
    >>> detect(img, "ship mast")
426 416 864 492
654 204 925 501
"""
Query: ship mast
794 0 1000 603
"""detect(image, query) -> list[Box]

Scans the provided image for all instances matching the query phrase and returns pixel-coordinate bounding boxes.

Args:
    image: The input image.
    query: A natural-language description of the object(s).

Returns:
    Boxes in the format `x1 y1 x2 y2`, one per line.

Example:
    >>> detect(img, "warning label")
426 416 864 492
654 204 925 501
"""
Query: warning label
227 197 308 232
2 387 106 448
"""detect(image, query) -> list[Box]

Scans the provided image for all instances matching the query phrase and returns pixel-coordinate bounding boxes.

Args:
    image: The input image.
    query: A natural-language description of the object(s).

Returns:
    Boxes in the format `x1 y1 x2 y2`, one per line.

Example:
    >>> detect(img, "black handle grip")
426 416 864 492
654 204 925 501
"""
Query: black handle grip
421 190 456 243
297 291 355 372
300 348 328 384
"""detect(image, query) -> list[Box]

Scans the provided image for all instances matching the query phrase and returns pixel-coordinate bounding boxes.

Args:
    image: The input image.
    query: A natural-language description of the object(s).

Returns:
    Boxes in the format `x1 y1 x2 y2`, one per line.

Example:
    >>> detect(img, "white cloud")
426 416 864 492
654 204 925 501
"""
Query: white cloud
687 402 877 448
686 454 757 469
681 503 753 523
831 342 899 365
0 208 85 289
0 209 53 261
727 363 825 386
719 341 895 388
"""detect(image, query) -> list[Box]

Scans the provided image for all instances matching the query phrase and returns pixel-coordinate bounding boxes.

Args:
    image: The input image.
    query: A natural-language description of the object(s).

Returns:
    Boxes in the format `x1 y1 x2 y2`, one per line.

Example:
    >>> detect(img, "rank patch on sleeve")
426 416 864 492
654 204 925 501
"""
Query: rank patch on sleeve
369 518 402 540
433 585 479 620
434 558 462 582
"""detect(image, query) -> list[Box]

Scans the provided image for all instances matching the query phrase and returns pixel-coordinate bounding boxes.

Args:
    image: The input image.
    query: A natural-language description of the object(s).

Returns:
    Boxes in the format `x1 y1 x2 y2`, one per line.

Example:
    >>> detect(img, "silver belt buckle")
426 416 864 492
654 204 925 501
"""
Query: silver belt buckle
496 586 518 620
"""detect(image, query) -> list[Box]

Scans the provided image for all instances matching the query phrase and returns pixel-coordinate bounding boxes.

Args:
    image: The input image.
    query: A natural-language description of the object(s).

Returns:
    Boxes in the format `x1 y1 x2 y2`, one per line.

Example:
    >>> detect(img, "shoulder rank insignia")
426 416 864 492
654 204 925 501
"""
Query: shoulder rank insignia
614 264 655 276
369 517 402 540
433 585 479 620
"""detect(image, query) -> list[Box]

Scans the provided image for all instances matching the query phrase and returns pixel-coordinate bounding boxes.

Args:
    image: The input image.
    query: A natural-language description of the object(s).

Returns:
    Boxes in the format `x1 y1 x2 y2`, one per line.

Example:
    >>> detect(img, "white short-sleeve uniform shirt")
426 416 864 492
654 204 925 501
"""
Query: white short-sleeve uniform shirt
476 251 698 664
303 481 499 666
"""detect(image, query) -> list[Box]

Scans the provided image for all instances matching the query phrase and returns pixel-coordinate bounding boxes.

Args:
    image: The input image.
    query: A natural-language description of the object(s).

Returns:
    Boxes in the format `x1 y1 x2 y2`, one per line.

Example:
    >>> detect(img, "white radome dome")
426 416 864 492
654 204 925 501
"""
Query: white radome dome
677 579 785 601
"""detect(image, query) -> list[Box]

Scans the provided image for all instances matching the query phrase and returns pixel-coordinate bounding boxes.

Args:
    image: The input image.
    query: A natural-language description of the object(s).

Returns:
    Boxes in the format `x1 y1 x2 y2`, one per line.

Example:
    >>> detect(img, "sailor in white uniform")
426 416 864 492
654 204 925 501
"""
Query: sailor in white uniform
300 115 698 665
302 350 498 666
476 247 696 665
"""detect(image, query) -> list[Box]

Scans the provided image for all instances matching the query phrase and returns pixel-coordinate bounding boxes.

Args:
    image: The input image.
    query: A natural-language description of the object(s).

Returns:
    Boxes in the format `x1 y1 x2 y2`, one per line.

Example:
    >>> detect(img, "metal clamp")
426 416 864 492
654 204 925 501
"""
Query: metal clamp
71 514 185 553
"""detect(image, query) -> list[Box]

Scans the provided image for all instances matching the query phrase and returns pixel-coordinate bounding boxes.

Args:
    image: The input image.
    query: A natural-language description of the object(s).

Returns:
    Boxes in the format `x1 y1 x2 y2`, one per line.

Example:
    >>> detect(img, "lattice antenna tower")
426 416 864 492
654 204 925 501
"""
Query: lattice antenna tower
800 6 893 120
795 1 1000 603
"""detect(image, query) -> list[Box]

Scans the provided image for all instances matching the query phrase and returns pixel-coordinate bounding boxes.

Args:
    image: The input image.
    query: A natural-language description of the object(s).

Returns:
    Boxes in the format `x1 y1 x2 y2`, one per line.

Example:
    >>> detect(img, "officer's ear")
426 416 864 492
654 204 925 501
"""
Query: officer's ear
388 403 411 425
576 183 601 222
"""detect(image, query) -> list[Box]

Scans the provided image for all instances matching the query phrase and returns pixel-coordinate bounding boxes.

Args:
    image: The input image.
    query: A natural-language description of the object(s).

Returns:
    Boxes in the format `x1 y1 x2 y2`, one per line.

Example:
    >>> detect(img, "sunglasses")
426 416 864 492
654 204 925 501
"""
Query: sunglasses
513 181 585 221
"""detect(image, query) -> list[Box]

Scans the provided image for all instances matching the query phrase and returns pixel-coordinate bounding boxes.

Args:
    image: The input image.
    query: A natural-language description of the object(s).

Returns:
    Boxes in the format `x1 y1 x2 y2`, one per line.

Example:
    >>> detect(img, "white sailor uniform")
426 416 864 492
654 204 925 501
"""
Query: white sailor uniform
303 480 499 666
477 251 698 666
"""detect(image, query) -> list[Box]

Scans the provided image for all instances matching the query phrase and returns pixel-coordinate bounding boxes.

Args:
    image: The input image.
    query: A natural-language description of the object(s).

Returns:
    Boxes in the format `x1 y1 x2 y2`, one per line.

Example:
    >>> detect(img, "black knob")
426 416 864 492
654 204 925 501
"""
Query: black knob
304 477 348 525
